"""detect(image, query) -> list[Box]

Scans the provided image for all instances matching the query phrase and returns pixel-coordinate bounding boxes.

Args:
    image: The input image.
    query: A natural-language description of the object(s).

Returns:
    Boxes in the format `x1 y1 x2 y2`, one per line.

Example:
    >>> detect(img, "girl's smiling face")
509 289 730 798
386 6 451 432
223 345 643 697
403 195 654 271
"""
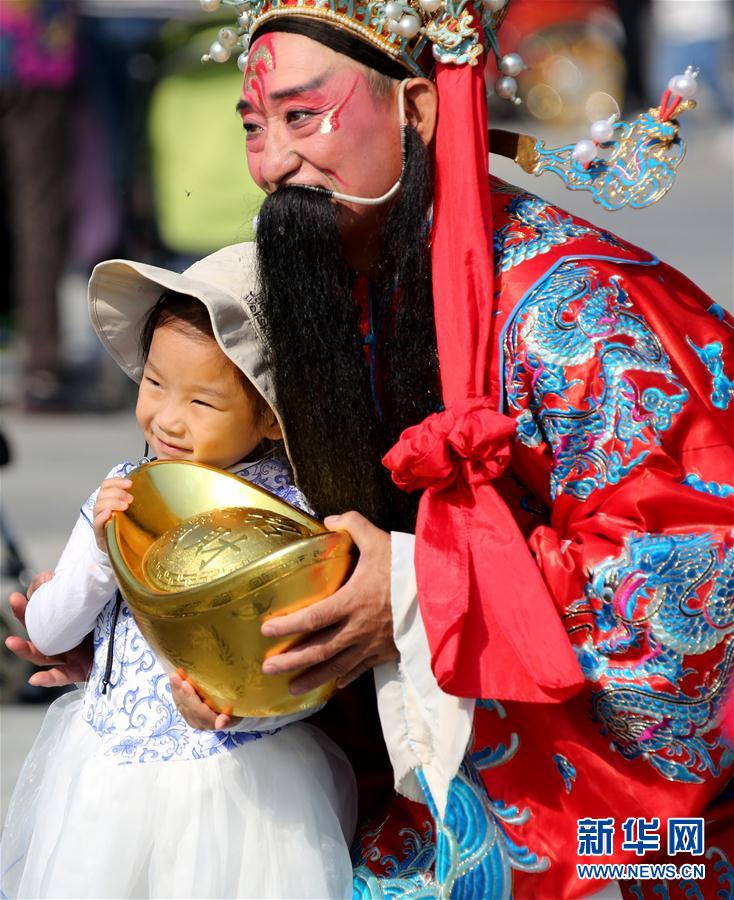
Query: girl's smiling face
238 32 403 223
136 323 280 469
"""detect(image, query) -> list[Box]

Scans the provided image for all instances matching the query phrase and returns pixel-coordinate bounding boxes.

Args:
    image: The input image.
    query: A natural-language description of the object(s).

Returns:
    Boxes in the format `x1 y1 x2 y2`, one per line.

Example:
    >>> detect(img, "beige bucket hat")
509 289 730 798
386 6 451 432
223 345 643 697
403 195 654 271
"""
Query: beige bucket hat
87 242 288 452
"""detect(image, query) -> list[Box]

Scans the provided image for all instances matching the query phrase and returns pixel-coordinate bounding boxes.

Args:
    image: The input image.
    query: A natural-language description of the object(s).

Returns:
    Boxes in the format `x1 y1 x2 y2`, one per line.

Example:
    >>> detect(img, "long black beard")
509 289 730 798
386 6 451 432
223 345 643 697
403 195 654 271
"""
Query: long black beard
254 128 439 531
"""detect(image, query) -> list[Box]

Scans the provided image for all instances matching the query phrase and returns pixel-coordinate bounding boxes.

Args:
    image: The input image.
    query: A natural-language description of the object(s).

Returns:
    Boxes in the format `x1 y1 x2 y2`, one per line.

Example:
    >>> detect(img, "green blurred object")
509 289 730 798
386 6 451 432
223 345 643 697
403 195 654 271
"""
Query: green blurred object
148 27 263 255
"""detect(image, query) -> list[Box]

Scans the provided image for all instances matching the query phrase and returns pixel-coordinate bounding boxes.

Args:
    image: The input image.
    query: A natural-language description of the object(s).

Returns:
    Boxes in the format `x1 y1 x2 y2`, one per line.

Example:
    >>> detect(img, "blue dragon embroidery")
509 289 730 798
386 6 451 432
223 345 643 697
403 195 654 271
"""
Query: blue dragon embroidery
681 474 734 499
573 533 734 783
687 339 734 411
505 261 689 500
352 702 547 898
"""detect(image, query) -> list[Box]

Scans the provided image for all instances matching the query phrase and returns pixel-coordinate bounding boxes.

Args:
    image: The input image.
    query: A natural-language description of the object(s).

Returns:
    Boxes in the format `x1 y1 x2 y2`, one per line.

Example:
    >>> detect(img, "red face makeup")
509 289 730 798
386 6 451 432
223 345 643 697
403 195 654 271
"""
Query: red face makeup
238 32 403 207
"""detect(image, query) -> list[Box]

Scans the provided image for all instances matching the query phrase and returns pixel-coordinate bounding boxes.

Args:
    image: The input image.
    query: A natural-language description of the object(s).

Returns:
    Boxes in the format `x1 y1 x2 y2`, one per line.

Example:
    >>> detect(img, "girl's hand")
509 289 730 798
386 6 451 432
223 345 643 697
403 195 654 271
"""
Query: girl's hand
92 477 133 553
169 671 242 731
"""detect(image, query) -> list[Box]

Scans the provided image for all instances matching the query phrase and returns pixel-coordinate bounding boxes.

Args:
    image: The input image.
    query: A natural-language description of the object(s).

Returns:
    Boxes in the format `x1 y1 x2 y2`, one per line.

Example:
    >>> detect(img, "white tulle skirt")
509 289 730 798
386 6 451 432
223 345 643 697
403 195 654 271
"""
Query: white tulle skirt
1 693 357 899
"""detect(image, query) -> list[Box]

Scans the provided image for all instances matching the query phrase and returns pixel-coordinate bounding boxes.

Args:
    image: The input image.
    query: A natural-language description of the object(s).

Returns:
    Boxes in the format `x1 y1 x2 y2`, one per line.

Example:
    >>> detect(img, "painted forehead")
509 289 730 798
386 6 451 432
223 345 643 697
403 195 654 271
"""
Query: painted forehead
240 32 363 104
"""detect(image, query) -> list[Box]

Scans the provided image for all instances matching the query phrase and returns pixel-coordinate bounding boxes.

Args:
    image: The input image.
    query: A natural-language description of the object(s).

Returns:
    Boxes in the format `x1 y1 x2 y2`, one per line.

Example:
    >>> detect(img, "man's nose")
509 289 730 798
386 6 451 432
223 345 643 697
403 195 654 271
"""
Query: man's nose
260 125 301 189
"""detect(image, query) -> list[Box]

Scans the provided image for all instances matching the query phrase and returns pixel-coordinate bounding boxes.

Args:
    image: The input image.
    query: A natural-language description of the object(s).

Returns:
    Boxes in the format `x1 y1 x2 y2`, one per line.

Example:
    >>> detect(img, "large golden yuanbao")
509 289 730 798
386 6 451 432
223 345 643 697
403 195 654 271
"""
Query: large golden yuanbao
106 460 355 717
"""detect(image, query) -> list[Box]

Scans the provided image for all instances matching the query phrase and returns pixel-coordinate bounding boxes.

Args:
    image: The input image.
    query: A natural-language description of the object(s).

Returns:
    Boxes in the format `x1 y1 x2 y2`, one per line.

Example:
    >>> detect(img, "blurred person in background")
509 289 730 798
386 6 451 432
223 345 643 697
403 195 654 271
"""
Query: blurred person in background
651 0 733 122
0 0 77 411
615 0 651 113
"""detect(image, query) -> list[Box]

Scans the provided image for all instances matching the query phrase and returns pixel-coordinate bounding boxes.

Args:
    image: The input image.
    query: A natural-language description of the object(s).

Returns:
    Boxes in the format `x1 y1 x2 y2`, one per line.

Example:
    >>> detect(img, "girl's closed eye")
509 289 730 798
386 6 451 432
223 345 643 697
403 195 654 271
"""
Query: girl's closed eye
145 375 161 388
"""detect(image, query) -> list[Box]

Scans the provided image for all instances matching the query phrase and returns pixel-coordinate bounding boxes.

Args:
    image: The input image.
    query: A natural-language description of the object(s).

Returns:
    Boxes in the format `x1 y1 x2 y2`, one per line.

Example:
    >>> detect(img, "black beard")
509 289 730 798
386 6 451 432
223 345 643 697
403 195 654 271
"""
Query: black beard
254 128 439 531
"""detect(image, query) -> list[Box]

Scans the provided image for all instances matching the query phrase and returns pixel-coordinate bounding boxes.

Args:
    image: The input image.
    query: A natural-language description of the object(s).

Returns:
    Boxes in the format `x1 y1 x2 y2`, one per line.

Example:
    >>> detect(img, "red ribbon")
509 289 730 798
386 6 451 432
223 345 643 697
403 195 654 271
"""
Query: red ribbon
384 401 583 702
383 38 583 702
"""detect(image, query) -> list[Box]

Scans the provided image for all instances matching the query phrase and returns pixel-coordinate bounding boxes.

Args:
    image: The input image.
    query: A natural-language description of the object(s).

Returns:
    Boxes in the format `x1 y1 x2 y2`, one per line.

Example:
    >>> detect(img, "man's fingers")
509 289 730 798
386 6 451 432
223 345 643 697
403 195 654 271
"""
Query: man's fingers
28 666 76 688
323 510 382 549
5 635 55 666
336 655 380 689
261 595 345 639
287 646 367 695
8 592 29 626
26 570 54 600
262 625 344 675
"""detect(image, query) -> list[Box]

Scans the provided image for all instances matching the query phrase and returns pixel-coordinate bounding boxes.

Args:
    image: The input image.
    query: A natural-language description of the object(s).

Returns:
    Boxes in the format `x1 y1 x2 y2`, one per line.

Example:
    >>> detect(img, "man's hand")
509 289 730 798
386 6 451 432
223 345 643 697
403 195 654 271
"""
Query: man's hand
260 511 397 694
5 573 92 686
169 671 240 731
92 476 133 553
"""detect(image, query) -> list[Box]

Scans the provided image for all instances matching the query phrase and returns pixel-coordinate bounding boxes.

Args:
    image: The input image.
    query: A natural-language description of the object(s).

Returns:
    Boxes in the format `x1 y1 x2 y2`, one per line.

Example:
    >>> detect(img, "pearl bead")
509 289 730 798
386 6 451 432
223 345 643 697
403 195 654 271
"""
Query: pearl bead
237 10 252 28
500 53 524 77
384 1 402 20
218 27 239 48
495 75 518 100
419 0 442 11
208 40 231 63
572 139 597 165
386 18 401 32
486 0 508 11
237 51 249 72
590 118 614 143
200 0 221 10
397 13 421 37
668 72 698 99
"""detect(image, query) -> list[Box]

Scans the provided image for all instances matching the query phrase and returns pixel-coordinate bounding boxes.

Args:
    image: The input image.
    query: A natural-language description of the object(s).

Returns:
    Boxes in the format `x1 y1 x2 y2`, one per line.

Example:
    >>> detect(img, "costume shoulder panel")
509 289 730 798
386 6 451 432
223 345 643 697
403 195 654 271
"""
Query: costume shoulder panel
489 177 648 276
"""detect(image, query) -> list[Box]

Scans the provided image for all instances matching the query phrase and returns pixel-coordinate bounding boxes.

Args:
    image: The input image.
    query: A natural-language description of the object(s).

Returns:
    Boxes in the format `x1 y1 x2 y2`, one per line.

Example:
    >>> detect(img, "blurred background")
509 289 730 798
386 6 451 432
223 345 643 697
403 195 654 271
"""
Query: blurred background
1 0 732 816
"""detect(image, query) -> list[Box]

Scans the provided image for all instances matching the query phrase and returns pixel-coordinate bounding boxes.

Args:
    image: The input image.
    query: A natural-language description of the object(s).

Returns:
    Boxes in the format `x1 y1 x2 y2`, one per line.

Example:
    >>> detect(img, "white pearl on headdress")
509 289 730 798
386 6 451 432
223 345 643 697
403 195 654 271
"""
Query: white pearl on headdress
237 50 250 71
383 1 402 20
495 75 518 100
590 118 615 143
218 27 240 48
200 0 221 10
499 52 524 77
397 12 421 37
419 0 442 12
572 139 597 165
668 68 698 99
208 40 231 63
238 10 252 28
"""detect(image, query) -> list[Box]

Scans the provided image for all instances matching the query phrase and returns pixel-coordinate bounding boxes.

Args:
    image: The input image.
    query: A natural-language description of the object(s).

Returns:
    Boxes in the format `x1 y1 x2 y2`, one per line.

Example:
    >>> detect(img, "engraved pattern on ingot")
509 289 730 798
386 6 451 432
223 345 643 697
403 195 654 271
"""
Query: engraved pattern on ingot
143 507 310 591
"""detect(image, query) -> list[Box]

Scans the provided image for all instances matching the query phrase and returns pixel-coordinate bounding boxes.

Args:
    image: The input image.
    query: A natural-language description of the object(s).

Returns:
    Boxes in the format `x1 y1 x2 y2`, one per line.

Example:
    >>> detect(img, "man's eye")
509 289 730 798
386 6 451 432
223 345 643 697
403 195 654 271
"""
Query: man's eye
286 109 313 124
242 121 262 135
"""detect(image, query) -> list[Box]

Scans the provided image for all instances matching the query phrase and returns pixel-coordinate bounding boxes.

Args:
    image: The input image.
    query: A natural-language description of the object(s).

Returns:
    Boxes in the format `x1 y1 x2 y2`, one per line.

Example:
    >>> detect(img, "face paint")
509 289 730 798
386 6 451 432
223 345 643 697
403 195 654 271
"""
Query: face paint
318 77 359 134
244 42 275 105
238 32 403 218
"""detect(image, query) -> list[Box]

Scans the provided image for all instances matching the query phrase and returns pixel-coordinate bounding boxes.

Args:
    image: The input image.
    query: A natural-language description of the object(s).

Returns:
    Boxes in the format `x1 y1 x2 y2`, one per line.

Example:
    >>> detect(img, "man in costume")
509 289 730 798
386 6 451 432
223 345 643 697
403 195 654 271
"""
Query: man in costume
204 0 734 895
9 0 733 895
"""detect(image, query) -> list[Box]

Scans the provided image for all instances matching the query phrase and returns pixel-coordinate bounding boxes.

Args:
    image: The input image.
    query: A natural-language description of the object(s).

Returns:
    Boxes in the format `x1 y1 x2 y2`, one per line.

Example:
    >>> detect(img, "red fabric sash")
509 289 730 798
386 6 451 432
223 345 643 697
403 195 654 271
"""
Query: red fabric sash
383 54 583 702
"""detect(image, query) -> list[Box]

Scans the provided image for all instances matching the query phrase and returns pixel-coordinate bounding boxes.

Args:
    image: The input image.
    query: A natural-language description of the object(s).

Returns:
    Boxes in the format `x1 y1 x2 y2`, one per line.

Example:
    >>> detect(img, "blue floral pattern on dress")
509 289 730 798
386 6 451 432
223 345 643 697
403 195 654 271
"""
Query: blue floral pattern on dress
79 455 312 765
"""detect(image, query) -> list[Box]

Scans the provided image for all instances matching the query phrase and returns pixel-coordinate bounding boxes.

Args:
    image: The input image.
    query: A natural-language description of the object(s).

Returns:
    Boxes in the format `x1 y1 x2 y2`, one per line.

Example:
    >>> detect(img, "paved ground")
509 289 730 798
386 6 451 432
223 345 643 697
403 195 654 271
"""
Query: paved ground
1 121 731 826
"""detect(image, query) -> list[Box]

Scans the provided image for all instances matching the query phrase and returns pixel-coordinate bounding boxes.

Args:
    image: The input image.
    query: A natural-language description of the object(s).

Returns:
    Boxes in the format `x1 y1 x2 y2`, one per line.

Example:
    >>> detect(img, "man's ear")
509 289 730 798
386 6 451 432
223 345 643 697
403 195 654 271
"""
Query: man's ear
403 78 438 145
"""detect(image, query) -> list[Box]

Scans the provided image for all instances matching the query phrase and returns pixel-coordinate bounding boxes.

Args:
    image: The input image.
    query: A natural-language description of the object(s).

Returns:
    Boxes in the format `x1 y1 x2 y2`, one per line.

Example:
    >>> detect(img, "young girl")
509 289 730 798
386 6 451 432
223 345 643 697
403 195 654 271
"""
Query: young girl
0 244 356 899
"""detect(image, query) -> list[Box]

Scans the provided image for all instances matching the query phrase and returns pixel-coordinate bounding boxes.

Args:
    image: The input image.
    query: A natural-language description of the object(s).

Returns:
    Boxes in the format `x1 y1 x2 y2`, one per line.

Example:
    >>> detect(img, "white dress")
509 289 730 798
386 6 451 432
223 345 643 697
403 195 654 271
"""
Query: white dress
0 456 357 900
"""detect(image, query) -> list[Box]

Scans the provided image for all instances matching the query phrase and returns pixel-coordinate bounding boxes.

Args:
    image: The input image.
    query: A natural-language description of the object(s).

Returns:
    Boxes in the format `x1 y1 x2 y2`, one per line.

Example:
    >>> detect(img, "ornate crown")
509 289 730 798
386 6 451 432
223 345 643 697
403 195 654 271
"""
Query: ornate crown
200 0 512 77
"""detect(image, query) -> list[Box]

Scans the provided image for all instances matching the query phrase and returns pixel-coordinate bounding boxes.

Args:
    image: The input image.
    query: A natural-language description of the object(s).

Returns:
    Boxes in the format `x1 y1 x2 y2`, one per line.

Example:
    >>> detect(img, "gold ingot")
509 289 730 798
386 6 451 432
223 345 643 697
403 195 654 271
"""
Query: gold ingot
105 460 355 717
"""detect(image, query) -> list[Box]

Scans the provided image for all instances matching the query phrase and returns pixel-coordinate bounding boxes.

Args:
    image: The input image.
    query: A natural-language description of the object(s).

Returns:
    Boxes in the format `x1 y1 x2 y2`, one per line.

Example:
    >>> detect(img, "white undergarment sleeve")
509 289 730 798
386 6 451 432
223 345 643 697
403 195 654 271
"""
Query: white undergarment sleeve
373 531 474 819
25 514 117 657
